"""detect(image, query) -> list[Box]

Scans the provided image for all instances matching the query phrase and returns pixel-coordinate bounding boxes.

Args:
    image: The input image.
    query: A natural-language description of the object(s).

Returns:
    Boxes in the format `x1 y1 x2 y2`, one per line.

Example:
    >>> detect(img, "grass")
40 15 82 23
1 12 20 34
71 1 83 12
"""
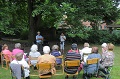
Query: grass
0 44 120 79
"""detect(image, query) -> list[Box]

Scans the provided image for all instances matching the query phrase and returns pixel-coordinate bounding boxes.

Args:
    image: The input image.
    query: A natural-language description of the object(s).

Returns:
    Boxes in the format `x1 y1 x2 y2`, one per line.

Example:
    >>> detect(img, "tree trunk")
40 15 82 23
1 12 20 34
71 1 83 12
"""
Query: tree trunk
27 0 44 45
27 0 36 45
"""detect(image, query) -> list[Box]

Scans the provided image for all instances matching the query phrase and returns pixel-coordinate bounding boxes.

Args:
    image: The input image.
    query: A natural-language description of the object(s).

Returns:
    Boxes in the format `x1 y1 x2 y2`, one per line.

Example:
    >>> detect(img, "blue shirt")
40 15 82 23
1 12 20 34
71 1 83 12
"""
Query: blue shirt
83 53 101 74
36 35 43 43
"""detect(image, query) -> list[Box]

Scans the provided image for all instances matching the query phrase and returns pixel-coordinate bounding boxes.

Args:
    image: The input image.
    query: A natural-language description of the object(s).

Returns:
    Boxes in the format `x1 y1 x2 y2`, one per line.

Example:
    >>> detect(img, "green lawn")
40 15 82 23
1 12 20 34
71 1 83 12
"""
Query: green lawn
0 44 120 79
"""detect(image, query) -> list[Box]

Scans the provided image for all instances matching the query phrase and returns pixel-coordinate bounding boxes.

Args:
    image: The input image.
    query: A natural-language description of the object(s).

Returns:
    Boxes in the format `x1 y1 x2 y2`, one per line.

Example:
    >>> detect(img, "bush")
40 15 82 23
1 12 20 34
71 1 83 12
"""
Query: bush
66 29 120 44
20 28 29 40
111 30 120 44
88 30 111 44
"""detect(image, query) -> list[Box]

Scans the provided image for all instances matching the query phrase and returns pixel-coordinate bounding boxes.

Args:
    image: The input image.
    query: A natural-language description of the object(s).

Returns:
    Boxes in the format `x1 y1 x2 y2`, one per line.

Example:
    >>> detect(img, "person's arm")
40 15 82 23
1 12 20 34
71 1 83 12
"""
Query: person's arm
38 36 44 41
63 36 66 40
101 53 106 61
37 56 41 63
23 61 30 69
53 56 56 66
38 52 41 56
38 38 43 40
59 51 61 55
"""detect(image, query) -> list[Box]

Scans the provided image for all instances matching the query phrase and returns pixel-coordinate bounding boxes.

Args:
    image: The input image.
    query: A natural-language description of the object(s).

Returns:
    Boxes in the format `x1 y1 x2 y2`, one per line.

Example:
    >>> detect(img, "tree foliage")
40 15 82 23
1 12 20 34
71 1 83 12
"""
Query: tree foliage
0 0 120 42
31 0 120 39
0 0 28 35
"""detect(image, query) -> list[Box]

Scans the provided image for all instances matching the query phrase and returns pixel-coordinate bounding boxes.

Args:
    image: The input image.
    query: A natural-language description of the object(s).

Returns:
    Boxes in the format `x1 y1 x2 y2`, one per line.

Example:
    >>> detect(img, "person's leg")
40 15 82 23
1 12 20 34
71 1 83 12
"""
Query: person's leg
60 43 63 54
39 44 43 55
62 42 65 53
37 43 40 51
25 76 30 79
65 75 68 79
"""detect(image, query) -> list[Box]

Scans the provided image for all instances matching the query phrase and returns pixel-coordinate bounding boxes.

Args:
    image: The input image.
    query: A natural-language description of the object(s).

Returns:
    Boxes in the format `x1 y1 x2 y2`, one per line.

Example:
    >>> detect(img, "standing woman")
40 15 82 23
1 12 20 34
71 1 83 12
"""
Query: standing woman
60 33 66 54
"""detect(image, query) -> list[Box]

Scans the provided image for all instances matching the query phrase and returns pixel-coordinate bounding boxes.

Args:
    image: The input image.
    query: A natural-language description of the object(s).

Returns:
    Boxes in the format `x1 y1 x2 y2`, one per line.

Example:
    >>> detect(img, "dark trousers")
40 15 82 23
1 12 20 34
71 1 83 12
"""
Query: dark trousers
37 43 43 55
25 76 30 79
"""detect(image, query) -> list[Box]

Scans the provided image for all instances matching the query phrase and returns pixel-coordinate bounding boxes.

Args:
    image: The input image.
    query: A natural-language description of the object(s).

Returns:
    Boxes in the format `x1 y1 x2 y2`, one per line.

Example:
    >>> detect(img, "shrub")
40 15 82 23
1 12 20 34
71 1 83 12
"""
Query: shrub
111 30 120 44
20 28 29 40
88 30 112 44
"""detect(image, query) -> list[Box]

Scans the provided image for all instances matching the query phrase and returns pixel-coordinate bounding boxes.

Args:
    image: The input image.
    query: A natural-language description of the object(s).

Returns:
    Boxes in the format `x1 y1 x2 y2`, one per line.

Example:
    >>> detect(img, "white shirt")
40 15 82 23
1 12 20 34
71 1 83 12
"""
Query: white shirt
29 51 41 66
60 36 66 42
11 59 30 77
80 47 92 62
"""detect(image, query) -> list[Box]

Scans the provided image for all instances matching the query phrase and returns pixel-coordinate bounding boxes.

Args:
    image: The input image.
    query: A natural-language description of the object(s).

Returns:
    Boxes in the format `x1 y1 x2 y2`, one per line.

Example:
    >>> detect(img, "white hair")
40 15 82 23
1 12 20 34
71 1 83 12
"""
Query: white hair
15 43 21 48
43 46 50 54
84 43 89 47
52 45 59 50
30 44 38 52
101 43 107 48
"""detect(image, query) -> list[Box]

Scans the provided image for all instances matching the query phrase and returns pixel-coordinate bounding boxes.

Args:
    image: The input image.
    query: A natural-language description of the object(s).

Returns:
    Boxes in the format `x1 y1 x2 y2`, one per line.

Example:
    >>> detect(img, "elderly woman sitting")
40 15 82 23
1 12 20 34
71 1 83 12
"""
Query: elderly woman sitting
10 52 30 79
2 44 12 61
82 47 101 78
29 44 41 67
101 43 108 54
80 42 92 62
12 43 26 60
51 45 62 65
37 46 56 75
99 43 114 74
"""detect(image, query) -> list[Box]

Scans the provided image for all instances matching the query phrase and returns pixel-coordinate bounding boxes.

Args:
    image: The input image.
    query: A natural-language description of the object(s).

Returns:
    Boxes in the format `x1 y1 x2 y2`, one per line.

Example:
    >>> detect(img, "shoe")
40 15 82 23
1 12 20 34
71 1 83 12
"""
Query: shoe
83 74 87 79
34 66 37 70
98 75 102 78
65 75 68 79
88 74 92 78
73 75 76 79
26 76 30 79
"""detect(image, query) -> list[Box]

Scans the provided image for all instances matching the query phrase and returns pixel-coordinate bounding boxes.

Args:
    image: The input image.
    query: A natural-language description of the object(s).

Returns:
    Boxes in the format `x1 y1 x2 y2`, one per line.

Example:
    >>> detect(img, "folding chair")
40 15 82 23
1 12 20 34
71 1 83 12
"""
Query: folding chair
104 66 113 79
99 66 113 79
1 52 10 69
83 58 99 79
55 55 64 75
82 53 91 62
64 60 80 79
10 63 25 79
36 63 52 79
28 56 38 70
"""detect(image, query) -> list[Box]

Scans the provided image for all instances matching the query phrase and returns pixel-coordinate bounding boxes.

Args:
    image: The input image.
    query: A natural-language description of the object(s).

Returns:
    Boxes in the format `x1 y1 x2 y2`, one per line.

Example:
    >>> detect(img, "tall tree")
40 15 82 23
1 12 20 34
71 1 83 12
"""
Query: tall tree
0 0 28 36
0 0 120 42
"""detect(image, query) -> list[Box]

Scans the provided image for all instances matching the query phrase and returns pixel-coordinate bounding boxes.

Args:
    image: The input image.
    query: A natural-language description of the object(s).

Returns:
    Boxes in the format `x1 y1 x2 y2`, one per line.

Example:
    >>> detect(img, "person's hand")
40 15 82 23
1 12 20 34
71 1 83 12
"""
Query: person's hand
81 61 84 64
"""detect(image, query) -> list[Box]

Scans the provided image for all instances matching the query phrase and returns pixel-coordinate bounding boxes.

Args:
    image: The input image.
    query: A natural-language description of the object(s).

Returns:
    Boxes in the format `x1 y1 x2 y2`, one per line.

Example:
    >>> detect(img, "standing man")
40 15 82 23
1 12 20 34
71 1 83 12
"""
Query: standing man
60 33 66 54
36 31 44 55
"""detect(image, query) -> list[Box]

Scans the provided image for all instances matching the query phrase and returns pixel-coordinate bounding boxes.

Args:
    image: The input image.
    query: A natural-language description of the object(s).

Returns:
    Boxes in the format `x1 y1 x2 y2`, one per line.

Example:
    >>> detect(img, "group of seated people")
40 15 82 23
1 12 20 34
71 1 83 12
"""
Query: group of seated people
1 43 30 79
64 42 114 79
0 42 114 79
